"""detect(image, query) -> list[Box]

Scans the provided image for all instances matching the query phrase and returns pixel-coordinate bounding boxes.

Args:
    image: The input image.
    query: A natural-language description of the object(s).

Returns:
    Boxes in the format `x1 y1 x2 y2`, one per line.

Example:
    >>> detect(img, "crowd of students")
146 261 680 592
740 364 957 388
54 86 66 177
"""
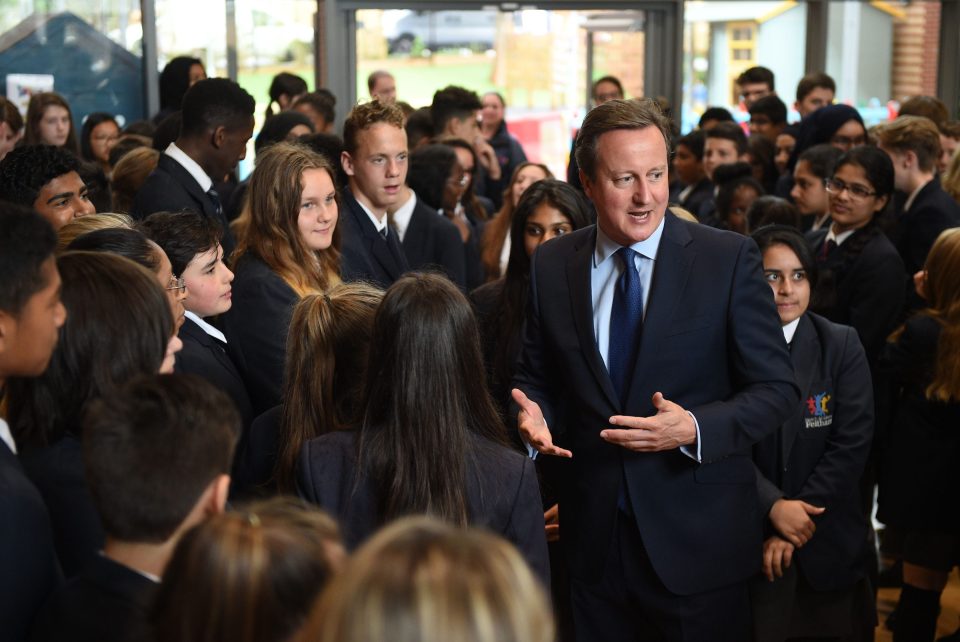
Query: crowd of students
0 57 959 642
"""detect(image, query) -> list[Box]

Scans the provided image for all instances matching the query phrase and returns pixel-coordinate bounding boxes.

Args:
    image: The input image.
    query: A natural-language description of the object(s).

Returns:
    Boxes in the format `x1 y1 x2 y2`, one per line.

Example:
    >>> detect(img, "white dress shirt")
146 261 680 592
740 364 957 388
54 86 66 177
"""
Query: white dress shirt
391 190 417 243
184 310 227 344
0 417 16 454
354 197 388 235
164 143 212 193
782 317 801 345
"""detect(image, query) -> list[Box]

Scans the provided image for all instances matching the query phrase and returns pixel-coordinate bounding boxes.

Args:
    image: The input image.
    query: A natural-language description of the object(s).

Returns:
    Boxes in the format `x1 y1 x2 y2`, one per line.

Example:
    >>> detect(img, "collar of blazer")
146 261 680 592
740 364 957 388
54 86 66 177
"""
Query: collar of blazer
156 154 217 218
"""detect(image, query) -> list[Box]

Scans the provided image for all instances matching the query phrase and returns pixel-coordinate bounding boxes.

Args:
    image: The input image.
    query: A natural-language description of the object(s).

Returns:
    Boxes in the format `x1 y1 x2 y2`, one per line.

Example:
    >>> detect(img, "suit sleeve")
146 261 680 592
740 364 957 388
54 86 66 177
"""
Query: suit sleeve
795 327 874 504
690 238 800 462
754 464 785 517
504 456 550 585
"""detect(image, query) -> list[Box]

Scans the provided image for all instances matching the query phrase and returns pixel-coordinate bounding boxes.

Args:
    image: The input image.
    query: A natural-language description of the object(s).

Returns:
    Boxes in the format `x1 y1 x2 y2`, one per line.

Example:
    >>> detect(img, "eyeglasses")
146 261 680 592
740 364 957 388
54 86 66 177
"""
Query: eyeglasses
824 178 878 200
166 275 187 295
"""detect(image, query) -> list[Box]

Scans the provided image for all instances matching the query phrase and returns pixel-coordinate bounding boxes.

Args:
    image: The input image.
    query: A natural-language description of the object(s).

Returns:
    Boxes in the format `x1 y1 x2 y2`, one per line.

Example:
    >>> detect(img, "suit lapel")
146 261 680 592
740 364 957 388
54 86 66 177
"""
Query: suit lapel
627 214 695 404
158 155 215 219
346 193 405 280
783 314 819 462
566 228 620 410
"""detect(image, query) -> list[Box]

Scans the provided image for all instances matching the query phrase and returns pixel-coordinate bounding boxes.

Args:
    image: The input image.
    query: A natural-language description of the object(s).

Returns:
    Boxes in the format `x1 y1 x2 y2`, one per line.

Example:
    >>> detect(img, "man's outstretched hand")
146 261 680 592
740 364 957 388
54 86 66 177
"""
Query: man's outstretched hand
512 388 572 458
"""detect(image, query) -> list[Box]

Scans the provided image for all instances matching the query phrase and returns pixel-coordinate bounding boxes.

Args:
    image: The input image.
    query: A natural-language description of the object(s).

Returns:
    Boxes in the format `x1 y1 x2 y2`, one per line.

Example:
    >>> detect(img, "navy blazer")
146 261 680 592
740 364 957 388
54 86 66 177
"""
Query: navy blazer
129 154 235 255
512 213 799 595
807 224 905 368
297 430 549 582
176 316 253 431
20 435 103 580
888 176 960 277
0 441 62 642
753 313 874 591
877 314 960 534
339 189 409 288
220 254 299 416
30 554 158 642
401 197 467 289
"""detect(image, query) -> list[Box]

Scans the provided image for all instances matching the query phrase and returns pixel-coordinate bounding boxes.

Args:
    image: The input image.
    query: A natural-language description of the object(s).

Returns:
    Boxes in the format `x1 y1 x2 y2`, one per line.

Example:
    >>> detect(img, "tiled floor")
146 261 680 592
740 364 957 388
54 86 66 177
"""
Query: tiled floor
875 570 960 641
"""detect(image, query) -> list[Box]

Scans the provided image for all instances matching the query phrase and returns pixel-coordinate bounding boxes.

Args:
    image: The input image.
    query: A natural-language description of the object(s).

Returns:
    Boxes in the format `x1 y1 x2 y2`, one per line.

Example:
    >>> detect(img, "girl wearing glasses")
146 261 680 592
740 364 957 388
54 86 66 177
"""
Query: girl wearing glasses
750 225 874 642
807 145 905 368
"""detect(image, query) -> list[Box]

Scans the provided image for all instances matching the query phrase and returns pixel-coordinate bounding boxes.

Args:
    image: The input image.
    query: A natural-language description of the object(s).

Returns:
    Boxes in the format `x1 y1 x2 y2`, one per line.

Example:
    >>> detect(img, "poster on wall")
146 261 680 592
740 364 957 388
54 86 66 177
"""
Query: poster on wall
6 73 55 115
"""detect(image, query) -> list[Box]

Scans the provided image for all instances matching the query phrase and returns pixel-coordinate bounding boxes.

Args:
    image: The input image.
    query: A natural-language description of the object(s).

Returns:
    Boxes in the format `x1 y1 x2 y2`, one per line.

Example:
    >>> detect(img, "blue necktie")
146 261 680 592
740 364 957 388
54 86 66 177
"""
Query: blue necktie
608 247 644 405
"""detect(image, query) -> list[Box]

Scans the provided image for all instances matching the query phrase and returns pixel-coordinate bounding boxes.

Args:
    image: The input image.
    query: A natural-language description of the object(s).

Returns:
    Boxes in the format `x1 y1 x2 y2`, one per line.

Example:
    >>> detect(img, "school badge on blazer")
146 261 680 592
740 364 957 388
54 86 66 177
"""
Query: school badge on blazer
804 391 833 428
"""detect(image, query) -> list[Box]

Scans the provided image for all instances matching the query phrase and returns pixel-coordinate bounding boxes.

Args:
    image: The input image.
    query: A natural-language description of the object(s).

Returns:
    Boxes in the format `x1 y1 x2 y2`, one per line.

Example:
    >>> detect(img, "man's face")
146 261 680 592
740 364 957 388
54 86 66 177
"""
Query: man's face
342 122 408 215
739 83 772 109
796 87 834 118
749 115 782 142
877 142 910 192
182 244 234 318
0 256 66 379
581 126 669 246
672 143 703 186
213 117 254 178
939 134 958 174
481 94 504 127
371 76 397 104
447 113 480 141
0 121 20 161
33 171 95 230
703 138 742 181
593 81 623 105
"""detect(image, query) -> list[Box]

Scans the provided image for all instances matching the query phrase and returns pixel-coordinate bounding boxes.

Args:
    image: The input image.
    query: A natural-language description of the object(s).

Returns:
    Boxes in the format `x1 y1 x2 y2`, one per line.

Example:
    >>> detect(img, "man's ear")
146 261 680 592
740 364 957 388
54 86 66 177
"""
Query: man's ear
0 310 11 355
341 150 355 177
579 169 594 201
203 474 230 517
211 125 227 150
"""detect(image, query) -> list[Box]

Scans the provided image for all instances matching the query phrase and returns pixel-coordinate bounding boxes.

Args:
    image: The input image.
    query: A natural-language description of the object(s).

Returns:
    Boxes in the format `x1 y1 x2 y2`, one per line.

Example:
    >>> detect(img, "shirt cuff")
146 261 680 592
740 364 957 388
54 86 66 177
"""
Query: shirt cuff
679 411 702 462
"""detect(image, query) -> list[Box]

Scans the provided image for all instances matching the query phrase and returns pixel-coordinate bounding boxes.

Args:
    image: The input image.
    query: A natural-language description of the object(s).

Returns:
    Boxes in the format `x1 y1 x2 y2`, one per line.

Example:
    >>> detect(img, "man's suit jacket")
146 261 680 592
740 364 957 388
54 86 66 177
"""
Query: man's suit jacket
129 154 236 255
220 253 299 416
401 198 467 288
0 441 62 642
512 213 799 596
297 430 549 582
30 554 158 642
339 189 409 288
807 224 905 368
753 313 873 591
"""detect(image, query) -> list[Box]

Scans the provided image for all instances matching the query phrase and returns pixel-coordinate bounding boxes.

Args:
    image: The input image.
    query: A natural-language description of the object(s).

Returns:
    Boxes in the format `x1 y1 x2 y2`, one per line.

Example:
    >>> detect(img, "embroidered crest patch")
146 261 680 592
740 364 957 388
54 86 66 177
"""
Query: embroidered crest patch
804 392 832 428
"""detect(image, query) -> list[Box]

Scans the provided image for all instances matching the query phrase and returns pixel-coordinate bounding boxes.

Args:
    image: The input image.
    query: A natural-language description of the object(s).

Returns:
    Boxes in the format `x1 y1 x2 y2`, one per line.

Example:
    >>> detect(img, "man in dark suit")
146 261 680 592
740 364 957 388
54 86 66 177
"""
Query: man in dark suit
339 100 410 288
30 375 238 642
511 98 798 641
876 115 960 309
0 205 66 642
130 78 256 256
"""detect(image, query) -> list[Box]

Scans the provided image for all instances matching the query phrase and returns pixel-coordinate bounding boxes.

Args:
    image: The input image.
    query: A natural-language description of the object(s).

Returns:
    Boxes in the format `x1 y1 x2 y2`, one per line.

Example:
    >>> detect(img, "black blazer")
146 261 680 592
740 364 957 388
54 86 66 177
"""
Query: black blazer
807 224 905 368
877 314 960 534
0 441 62 642
221 254 299 416
401 198 467 288
297 430 549 582
20 435 103 579
670 178 714 220
888 176 960 277
129 154 235 255
339 189 409 288
512 214 799 596
753 313 874 591
232 405 282 498
30 554 158 642
175 316 254 432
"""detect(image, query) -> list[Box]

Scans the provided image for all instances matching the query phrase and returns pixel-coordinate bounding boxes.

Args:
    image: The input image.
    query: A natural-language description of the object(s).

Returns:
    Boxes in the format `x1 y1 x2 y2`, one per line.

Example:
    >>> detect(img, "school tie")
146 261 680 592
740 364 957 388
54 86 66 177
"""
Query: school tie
608 247 644 405
819 238 837 261
207 188 223 218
